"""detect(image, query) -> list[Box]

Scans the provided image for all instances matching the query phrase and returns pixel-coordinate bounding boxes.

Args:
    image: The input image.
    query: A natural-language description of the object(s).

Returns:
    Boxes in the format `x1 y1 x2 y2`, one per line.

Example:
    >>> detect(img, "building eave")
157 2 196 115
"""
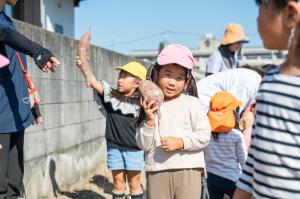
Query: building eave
74 0 85 7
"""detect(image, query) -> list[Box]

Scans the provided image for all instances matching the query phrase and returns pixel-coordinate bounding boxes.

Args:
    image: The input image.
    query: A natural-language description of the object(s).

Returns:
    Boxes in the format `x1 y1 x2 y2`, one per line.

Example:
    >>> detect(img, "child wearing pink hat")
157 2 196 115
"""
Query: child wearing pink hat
136 44 211 199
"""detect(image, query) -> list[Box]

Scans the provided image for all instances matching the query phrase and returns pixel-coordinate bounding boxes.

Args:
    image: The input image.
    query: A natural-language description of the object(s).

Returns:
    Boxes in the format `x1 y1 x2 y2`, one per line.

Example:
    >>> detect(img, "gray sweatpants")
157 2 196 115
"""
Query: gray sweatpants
146 168 202 199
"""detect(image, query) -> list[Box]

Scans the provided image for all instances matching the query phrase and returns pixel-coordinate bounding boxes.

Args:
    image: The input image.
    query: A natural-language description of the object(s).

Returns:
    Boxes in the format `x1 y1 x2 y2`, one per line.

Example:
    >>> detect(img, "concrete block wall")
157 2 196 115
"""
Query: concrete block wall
14 19 140 199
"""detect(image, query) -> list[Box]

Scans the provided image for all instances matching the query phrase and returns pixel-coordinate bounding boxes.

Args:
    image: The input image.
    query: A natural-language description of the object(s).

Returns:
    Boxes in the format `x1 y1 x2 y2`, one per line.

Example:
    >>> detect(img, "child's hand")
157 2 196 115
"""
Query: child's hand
76 55 83 67
140 97 159 127
75 55 94 88
160 137 184 152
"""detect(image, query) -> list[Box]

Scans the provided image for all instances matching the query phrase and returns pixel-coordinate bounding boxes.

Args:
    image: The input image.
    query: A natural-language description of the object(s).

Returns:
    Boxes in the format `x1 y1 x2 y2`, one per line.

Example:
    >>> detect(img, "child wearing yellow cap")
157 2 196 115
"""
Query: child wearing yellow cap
205 91 247 199
205 23 249 76
76 54 146 199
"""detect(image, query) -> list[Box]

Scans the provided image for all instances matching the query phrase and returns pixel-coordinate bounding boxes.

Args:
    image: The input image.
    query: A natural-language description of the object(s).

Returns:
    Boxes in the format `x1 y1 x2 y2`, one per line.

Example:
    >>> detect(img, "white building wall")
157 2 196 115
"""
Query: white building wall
41 0 75 37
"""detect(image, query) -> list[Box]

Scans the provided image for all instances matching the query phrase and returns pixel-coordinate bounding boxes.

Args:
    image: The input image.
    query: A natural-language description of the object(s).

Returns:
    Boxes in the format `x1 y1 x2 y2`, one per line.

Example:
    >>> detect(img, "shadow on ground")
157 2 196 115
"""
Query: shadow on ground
49 159 109 199
61 190 106 199
89 175 113 194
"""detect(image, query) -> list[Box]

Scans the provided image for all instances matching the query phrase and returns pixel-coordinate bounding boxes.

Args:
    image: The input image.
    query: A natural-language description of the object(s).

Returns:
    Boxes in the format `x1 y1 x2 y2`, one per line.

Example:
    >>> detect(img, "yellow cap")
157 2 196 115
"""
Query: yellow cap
221 23 249 45
116 61 147 80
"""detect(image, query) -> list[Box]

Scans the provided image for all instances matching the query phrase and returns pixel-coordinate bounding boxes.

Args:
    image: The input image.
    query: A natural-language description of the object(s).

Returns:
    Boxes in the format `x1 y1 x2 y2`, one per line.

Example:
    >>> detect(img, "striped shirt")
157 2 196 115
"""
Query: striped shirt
204 129 247 182
237 68 300 199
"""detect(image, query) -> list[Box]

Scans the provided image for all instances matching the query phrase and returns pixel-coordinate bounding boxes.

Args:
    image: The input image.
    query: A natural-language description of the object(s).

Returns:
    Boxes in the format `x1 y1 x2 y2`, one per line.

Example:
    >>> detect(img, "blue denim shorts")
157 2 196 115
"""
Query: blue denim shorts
107 146 145 171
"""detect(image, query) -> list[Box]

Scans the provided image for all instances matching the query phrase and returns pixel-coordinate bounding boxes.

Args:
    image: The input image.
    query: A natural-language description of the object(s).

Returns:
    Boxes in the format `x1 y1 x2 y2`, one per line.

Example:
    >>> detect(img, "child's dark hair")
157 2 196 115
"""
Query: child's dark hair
240 64 278 77
212 109 241 142
255 0 298 8
240 64 265 77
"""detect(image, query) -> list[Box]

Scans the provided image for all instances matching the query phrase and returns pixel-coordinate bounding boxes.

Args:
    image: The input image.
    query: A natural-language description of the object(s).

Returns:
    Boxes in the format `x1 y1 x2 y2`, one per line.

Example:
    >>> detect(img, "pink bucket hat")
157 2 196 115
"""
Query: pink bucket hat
157 44 195 70
0 54 9 68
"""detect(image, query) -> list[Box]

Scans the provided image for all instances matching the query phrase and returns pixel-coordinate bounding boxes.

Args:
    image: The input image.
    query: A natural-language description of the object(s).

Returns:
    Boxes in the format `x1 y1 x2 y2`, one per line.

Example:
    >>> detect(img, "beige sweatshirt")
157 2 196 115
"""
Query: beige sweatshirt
136 94 211 172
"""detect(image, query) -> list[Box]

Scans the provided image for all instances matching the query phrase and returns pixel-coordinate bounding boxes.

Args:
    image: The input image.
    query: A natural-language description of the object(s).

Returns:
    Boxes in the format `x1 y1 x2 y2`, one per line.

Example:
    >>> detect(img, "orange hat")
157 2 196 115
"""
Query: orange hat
208 91 242 133
221 23 249 45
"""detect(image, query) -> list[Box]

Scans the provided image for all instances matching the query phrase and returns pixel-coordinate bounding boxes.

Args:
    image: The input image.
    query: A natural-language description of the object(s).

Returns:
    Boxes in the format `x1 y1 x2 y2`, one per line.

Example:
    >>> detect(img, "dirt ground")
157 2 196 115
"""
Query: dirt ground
48 167 146 199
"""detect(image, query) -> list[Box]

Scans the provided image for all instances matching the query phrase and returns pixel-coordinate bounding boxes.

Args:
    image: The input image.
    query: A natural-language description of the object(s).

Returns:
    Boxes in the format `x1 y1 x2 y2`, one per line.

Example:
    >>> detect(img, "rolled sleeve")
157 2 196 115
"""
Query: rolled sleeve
181 136 193 150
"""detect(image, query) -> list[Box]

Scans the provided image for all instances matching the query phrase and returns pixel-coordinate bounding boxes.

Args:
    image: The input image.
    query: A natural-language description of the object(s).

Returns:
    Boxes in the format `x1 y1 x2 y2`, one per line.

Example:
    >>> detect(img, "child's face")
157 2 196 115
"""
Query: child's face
157 64 187 101
117 70 139 96
257 0 290 50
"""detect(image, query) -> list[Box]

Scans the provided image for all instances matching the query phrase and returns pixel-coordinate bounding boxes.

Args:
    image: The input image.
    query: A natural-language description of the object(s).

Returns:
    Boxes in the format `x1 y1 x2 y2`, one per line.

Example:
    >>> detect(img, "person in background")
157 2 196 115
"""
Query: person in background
238 99 256 150
197 67 262 114
0 0 60 198
234 0 300 198
76 54 147 199
205 23 249 76
205 91 247 199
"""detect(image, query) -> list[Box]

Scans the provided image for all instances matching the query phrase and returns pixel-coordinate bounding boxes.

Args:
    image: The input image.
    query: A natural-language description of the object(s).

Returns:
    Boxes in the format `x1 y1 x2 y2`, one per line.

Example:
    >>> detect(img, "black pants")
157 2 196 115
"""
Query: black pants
0 131 24 199
207 172 236 199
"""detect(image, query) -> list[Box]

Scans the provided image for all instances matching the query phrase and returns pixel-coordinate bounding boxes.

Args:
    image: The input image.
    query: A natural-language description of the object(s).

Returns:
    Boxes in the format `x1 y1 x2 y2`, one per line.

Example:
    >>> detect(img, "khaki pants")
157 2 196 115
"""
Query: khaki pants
146 169 202 199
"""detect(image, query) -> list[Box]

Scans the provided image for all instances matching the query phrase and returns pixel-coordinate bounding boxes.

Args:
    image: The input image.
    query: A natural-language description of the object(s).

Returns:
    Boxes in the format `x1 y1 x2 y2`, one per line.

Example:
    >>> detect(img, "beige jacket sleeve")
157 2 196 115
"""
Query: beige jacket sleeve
136 116 159 152
181 98 211 151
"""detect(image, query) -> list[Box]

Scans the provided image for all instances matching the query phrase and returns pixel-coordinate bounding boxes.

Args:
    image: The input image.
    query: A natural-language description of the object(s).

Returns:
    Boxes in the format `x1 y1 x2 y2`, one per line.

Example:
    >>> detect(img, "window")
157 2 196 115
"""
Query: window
245 55 257 60
55 24 64 34
205 39 211 47
261 54 272 59
275 52 285 59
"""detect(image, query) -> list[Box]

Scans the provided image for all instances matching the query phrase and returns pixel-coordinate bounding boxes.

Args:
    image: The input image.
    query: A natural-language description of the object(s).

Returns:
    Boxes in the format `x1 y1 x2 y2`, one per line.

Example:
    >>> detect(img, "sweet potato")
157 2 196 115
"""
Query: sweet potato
77 31 94 88
77 31 91 64
78 31 91 50
139 80 164 107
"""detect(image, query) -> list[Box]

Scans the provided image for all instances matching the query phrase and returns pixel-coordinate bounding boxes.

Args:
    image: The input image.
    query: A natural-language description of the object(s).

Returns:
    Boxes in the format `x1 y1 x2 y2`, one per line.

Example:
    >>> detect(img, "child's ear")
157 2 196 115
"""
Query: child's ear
134 79 141 88
284 1 300 29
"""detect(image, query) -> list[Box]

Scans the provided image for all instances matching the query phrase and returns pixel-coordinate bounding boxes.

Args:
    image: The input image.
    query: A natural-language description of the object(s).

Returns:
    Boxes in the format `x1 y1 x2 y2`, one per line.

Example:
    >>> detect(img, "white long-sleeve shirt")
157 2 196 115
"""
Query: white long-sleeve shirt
204 129 247 182
197 68 261 114
136 94 211 172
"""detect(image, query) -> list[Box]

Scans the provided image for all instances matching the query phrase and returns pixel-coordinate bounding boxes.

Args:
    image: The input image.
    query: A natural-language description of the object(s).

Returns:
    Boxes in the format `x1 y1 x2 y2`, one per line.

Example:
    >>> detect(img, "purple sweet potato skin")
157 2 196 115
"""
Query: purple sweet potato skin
139 80 164 106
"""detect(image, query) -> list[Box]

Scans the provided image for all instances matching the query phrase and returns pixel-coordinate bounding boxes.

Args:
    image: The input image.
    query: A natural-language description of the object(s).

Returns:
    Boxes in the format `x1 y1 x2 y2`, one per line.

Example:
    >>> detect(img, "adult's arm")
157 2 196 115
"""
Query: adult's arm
205 50 223 76
0 27 55 70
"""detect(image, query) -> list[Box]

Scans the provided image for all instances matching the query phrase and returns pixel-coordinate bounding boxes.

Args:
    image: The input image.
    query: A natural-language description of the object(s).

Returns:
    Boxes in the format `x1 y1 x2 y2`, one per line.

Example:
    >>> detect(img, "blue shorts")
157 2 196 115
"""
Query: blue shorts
107 146 145 171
